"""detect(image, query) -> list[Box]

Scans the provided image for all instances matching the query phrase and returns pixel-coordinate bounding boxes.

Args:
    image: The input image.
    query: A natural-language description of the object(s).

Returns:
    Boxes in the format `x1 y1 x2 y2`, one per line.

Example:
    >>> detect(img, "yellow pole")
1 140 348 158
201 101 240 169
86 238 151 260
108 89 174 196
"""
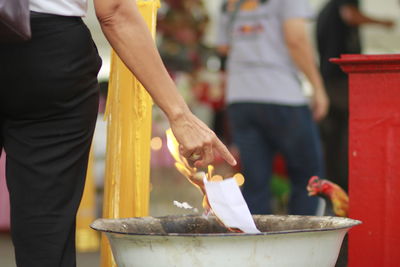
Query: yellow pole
76 146 100 252
100 1 160 266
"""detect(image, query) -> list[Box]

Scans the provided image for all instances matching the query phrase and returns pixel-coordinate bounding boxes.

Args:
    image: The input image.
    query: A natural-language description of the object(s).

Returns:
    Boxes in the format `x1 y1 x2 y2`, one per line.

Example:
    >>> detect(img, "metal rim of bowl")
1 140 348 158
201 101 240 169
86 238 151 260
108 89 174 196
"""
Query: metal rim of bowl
90 214 362 237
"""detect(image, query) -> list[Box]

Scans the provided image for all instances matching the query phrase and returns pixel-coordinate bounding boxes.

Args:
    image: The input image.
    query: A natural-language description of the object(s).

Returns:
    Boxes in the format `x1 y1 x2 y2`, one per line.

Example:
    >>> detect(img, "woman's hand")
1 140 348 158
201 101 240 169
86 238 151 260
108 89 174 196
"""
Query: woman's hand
169 112 237 168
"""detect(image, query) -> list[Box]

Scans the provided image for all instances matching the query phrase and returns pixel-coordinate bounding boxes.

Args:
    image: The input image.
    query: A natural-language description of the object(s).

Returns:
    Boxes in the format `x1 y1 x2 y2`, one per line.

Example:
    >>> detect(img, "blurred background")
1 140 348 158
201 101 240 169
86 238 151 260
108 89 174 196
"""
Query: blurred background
1 0 399 266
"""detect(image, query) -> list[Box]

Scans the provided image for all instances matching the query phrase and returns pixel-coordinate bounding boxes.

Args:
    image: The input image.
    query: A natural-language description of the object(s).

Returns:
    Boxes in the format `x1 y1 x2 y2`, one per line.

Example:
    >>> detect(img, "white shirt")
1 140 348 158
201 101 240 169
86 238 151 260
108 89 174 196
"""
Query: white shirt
30 0 88 17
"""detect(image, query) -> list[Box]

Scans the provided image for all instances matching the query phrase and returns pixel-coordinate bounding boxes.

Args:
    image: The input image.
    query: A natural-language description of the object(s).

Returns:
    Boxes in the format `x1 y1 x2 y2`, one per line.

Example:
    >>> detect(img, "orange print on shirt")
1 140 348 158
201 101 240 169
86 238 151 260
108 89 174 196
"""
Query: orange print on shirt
238 23 264 34
227 0 259 12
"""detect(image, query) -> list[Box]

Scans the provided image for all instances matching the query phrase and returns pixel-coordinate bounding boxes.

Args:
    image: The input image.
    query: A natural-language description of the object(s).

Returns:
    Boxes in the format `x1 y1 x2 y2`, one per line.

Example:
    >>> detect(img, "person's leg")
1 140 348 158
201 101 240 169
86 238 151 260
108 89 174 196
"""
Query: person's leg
321 106 349 191
4 97 98 267
272 106 323 215
1 14 101 267
228 103 275 214
319 108 341 183
320 78 349 191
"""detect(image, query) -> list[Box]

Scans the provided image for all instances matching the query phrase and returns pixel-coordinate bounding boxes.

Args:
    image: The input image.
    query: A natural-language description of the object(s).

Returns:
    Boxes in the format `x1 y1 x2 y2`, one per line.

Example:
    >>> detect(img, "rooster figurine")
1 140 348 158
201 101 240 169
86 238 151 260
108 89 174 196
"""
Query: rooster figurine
307 176 349 217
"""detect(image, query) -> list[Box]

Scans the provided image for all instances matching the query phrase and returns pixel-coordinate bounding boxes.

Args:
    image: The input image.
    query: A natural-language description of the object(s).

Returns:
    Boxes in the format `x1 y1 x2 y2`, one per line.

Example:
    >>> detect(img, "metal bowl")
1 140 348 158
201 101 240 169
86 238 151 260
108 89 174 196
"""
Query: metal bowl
91 215 361 267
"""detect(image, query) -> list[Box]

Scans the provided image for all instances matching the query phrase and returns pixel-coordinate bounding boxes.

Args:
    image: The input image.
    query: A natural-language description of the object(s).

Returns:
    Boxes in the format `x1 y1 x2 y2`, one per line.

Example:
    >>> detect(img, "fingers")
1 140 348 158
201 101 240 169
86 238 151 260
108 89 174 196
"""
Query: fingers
193 145 214 167
313 107 326 122
182 142 214 167
179 144 192 159
313 107 324 121
180 143 204 162
179 134 236 167
315 102 329 121
170 113 237 167
213 138 237 166
312 93 329 122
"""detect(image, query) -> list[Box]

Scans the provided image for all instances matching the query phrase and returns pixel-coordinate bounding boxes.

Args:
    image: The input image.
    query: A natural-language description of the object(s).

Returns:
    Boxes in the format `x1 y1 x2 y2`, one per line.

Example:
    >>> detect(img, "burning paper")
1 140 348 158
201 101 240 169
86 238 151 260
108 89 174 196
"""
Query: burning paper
203 175 260 233
166 128 260 233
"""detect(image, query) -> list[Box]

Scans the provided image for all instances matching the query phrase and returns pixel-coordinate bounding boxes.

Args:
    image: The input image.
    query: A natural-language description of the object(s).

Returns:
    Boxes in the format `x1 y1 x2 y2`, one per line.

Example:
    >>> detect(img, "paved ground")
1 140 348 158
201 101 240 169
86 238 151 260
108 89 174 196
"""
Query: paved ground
0 233 100 267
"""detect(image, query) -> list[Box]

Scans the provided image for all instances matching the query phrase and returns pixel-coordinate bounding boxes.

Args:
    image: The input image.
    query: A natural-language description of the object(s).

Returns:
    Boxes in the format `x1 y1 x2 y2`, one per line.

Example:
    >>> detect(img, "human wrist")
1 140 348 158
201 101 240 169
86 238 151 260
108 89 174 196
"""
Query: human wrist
312 79 326 94
313 86 326 95
165 104 191 123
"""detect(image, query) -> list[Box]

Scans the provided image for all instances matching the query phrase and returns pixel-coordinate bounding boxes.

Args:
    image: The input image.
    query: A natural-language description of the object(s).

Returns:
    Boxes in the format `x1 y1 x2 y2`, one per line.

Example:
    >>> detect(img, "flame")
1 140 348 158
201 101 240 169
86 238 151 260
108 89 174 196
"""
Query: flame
207 165 214 181
166 129 210 212
166 128 246 232
210 175 223 182
166 129 189 167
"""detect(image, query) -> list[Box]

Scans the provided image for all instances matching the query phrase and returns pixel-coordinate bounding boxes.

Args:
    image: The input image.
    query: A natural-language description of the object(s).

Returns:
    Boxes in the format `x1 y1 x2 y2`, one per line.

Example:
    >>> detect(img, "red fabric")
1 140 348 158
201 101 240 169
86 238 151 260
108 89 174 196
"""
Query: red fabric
273 154 288 177
194 82 225 111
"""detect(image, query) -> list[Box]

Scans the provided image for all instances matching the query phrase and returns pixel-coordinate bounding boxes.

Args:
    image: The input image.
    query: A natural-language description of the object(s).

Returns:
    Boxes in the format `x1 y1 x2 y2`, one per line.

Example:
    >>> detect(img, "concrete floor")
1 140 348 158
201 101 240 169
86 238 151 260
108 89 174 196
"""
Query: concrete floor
0 233 100 267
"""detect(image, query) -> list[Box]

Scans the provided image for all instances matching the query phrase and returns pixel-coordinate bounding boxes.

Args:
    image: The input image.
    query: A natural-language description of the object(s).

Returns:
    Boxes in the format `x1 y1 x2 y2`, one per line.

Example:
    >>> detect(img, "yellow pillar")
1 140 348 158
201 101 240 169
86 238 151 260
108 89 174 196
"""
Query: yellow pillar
100 1 160 266
76 146 100 252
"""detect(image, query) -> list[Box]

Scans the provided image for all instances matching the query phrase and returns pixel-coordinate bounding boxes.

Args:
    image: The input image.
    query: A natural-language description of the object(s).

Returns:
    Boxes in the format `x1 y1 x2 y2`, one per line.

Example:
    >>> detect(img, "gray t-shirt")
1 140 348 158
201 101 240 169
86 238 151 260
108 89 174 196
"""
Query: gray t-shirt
217 0 313 105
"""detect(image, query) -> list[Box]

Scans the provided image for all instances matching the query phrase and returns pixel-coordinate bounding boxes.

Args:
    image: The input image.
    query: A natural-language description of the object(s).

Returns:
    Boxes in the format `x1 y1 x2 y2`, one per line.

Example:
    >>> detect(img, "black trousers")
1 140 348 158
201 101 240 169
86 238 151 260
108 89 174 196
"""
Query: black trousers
319 78 349 192
0 13 101 267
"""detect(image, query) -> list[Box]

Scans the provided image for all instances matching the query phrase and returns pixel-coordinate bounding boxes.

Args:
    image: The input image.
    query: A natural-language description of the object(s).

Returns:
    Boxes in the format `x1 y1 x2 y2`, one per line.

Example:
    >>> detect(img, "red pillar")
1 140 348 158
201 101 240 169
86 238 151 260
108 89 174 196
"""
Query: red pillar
332 54 400 267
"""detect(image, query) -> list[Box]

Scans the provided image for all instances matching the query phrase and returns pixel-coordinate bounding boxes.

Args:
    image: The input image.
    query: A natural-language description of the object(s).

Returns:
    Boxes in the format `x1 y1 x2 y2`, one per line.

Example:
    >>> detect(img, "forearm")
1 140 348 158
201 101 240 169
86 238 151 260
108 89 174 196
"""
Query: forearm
340 5 393 27
284 20 324 93
95 0 189 121
289 42 324 94
284 18 328 121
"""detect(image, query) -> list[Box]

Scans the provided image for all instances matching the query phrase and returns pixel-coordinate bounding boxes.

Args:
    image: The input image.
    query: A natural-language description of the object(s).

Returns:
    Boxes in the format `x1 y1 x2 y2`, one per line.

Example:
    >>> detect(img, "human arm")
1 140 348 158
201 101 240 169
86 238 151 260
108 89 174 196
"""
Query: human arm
283 18 329 121
340 4 394 28
93 0 236 166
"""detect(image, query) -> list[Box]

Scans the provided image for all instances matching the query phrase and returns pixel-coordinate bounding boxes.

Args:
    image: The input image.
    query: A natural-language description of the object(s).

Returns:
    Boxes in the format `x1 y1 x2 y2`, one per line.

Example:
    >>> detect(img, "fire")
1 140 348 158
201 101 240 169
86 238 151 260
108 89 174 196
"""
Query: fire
166 129 245 231
166 129 210 212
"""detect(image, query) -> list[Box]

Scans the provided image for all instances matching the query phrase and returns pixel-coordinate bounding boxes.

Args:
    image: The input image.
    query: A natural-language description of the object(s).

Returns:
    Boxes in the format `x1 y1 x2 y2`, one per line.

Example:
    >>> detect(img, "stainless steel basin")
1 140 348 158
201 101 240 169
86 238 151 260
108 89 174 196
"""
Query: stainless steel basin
91 215 361 267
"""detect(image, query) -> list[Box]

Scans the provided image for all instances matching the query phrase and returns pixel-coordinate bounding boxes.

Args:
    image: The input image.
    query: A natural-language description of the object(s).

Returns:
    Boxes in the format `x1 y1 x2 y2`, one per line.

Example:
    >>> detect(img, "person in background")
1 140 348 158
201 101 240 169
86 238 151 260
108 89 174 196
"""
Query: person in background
157 0 209 74
0 0 236 266
217 0 328 215
316 0 394 192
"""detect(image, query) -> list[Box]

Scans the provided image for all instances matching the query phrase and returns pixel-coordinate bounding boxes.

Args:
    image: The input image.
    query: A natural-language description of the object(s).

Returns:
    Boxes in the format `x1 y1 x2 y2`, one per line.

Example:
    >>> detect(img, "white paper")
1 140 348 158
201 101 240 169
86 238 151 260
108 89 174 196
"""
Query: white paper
203 176 261 233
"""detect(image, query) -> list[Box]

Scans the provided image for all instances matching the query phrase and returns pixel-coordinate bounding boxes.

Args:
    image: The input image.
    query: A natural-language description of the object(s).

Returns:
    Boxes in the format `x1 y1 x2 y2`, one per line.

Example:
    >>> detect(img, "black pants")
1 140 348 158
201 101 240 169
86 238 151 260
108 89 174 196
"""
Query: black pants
319 78 349 192
0 13 101 267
